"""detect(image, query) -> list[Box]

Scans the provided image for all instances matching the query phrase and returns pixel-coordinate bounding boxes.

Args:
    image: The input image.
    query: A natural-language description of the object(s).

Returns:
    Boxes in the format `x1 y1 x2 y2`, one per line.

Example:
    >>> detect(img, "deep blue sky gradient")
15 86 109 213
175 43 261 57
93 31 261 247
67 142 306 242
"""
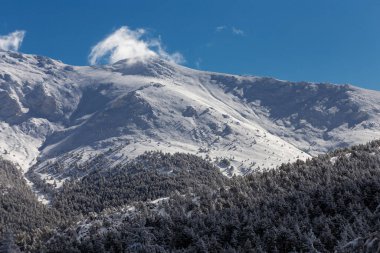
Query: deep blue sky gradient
1 0 379 89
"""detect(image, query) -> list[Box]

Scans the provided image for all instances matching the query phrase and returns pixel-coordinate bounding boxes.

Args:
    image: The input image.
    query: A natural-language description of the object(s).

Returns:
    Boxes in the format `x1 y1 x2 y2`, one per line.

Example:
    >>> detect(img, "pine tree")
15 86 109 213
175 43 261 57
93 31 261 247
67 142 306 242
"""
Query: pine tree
0 231 21 253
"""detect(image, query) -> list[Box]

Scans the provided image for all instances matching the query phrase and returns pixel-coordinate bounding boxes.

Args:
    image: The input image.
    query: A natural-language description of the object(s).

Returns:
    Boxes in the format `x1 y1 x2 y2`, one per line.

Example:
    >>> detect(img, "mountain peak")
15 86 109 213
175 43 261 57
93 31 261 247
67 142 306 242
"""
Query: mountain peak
1 51 380 180
103 56 188 78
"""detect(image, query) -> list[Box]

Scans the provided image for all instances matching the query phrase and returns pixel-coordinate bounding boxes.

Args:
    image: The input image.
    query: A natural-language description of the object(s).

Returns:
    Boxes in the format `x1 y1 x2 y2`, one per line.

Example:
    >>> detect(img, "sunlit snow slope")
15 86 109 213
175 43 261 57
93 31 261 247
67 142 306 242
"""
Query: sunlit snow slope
1 51 379 182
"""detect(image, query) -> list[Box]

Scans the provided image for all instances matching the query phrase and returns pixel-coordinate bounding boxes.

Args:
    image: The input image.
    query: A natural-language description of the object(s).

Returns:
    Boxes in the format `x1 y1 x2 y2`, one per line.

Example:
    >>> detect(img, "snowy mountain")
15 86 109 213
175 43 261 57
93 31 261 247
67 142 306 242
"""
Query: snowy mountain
1 51 380 184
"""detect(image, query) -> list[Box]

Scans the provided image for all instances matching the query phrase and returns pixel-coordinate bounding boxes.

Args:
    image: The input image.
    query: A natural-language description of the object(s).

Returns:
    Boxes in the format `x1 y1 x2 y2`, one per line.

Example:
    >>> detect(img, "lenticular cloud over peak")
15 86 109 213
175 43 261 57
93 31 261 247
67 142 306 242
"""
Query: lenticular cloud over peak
0 30 26 52
89 26 184 65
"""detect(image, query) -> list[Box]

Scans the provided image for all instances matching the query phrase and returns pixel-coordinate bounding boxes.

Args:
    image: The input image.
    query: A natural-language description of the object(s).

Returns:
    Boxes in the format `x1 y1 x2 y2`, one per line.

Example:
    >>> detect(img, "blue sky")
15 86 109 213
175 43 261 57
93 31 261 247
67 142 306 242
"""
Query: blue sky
1 0 379 90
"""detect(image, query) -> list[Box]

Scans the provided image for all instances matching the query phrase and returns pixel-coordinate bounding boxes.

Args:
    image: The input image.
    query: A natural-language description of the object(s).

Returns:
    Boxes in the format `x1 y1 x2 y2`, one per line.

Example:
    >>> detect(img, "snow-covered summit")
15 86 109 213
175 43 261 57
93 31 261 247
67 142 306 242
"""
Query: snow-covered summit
0 51 380 182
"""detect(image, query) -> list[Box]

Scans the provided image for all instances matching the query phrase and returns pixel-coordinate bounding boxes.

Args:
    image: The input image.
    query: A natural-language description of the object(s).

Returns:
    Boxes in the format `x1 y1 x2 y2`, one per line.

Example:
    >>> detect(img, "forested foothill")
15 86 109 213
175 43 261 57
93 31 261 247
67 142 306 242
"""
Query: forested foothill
2 141 380 252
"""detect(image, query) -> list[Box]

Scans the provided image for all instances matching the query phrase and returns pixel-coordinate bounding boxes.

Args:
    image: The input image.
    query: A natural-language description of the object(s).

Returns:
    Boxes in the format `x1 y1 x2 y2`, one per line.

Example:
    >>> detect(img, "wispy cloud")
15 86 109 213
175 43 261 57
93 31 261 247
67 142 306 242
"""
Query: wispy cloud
215 25 245 36
0 30 26 51
195 58 202 69
215 26 226 32
89 26 184 65
232 27 245 36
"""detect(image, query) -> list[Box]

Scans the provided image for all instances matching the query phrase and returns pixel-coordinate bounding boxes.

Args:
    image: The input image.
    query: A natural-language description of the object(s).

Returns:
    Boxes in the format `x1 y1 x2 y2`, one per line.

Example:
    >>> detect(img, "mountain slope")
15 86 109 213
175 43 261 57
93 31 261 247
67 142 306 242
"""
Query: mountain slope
1 51 380 184
0 157 67 252
40 140 380 253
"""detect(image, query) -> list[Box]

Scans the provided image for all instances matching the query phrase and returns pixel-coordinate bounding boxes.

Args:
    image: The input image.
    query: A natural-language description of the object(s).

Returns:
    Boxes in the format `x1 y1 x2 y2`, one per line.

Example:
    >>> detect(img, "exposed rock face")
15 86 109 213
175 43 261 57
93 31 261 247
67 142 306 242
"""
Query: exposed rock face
25 84 59 119
0 90 23 119
182 106 198 118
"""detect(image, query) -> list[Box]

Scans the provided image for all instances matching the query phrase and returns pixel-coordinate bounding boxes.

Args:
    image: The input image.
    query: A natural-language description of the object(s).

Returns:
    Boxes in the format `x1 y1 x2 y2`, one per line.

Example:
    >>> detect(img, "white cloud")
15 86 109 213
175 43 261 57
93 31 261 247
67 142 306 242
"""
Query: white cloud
215 26 226 32
215 25 245 36
195 58 202 69
232 27 245 36
89 26 184 65
0 30 26 51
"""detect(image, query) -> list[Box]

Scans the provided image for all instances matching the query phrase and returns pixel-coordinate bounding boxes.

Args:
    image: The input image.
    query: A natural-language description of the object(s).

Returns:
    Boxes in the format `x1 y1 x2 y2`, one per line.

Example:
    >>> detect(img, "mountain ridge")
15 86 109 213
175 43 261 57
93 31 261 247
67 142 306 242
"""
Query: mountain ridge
1 51 380 186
